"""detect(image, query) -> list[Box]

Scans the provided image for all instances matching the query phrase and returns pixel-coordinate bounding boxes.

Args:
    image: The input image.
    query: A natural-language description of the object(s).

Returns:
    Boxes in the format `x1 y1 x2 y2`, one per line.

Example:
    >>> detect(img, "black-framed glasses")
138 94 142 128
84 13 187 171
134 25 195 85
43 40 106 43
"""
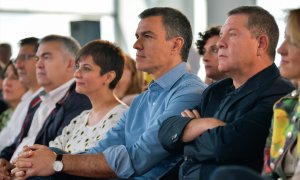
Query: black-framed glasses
15 54 38 63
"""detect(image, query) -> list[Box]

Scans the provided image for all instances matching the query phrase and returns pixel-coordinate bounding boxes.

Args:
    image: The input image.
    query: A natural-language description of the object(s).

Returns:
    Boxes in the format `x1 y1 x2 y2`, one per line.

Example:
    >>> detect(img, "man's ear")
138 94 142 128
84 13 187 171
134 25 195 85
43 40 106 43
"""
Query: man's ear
171 37 184 55
66 58 76 71
257 35 269 56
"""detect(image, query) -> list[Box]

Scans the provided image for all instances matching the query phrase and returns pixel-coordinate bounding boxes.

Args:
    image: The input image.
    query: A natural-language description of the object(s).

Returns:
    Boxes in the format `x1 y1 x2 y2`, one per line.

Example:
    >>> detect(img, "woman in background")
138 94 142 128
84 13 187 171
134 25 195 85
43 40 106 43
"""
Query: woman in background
114 54 144 105
264 8 300 180
0 61 27 131
196 26 227 84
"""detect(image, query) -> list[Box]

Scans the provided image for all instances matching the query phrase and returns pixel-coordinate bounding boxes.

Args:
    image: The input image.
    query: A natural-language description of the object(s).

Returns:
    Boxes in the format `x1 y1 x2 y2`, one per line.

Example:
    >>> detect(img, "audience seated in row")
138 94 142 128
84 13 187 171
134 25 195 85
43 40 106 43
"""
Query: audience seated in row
11 7 207 179
0 35 92 178
3 5 297 180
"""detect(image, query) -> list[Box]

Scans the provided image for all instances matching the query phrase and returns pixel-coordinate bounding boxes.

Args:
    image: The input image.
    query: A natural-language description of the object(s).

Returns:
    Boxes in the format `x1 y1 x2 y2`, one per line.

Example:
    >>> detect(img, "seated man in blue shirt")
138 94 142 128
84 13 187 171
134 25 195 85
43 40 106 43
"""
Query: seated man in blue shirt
12 7 207 179
158 6 295 180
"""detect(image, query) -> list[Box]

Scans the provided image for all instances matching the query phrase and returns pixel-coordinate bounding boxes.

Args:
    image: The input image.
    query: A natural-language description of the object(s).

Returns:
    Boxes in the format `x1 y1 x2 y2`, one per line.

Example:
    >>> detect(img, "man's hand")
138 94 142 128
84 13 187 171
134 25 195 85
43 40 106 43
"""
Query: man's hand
182 118 226 142
0 158 14 180
181 109 201 119
11 144 56 179
10 167 25 180
10 145 34 180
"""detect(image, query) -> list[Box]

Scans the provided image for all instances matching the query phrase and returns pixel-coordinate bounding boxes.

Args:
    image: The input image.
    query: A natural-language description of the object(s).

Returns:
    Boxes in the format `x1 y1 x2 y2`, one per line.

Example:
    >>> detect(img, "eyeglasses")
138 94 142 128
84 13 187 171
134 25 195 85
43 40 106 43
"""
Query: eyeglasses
15 54 38 63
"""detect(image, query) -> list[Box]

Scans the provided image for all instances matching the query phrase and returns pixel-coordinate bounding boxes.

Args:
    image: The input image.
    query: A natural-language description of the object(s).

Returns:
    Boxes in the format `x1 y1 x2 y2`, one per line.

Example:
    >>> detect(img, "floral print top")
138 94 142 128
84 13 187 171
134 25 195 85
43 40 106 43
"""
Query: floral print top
0 108 13 131
49 104 128 154
264 89 300 179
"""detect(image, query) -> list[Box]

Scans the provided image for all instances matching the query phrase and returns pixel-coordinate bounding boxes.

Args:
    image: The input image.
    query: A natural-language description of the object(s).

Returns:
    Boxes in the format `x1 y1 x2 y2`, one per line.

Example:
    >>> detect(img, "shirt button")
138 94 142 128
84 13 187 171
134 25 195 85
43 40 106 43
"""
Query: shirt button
270 162 275 169
292 116 298 123
287 132 292 138
279 148 284 155
291 90 297 97
171 134 178 141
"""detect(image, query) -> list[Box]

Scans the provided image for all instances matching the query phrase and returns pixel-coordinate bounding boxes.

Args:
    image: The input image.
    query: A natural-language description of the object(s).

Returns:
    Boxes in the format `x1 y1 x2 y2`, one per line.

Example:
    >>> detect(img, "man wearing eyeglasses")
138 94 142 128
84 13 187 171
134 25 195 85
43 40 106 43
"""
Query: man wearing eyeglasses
0 35 91 179
0 37 42 152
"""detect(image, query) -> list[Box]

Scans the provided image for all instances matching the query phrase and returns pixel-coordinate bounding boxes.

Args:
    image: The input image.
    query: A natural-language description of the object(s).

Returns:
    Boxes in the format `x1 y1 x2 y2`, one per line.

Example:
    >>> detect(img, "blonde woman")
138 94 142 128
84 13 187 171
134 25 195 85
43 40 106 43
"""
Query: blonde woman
114 54 144 105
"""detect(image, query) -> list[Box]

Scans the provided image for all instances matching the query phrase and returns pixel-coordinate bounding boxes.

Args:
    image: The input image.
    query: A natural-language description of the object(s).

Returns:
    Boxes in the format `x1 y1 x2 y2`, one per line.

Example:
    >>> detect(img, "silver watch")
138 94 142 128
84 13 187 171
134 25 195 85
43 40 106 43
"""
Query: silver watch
53 154 64 172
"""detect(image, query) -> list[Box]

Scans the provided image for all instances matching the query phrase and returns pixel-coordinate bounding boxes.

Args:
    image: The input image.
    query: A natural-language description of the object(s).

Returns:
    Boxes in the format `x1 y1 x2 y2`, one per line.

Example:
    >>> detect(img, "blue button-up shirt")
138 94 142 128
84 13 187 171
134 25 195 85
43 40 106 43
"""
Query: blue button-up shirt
86 62 207 179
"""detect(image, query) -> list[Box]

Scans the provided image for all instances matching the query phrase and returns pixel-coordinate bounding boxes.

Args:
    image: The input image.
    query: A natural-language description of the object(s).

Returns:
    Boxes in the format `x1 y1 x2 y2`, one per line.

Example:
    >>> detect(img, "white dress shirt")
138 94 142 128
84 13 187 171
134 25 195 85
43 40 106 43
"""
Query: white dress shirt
0 88 43 152
11 79 74 161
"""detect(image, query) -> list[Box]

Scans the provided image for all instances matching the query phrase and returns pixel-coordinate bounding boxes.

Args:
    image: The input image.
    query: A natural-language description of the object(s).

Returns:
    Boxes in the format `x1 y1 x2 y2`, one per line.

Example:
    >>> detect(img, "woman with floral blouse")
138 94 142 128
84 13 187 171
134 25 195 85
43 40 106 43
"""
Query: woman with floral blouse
263 8 300 180
49 40 128 154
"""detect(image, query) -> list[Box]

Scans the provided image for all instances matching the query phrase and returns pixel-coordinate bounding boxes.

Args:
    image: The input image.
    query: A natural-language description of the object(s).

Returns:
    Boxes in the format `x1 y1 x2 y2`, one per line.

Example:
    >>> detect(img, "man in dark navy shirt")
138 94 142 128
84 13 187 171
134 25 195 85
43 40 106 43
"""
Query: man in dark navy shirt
159 6 295 180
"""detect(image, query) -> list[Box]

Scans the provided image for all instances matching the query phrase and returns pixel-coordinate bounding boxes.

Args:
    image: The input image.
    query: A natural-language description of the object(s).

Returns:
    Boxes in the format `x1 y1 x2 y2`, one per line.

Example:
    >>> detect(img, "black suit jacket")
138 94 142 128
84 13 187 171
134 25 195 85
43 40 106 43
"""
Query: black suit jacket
0 82 91 161
158 64 295 180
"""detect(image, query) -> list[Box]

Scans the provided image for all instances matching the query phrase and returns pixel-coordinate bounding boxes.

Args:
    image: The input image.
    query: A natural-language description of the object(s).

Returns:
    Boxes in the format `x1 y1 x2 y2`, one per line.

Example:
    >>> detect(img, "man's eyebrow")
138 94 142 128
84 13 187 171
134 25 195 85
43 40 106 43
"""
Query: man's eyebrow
136 30 155 36
40 52 51 57
220 27 237 35
228 28 238 32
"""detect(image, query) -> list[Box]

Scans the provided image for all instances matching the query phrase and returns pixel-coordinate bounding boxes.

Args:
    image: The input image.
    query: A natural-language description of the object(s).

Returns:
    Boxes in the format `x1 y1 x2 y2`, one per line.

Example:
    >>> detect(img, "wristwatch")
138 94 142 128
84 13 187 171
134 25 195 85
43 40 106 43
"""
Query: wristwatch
53 154 64 173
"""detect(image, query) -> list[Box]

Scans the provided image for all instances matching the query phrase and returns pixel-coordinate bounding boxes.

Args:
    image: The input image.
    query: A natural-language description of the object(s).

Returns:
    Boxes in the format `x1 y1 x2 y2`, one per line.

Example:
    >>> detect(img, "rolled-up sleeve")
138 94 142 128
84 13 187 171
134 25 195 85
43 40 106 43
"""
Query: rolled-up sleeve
103 145 134 178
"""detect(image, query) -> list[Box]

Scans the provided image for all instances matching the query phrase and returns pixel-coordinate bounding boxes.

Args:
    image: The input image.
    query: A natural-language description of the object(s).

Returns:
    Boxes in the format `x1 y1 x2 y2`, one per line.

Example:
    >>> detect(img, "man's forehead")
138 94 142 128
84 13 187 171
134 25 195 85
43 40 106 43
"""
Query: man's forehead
38 41 61 51
138 16 162 27
221 16 248 32
19 45 35 53
224 14 248 25
136 16 164 34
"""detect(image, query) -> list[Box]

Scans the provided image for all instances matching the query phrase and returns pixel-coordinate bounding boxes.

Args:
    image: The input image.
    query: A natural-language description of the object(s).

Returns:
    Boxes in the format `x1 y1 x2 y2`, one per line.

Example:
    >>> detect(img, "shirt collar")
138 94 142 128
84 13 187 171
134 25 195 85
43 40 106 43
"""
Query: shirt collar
239 63 279 91
150 62 187 91
39 79 75 100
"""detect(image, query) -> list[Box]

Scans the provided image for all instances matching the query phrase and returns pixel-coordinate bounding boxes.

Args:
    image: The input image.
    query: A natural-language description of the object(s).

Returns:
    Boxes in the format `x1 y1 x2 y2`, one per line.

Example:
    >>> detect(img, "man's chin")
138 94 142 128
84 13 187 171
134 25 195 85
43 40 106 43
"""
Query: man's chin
218 66 228 74
136 66 147 72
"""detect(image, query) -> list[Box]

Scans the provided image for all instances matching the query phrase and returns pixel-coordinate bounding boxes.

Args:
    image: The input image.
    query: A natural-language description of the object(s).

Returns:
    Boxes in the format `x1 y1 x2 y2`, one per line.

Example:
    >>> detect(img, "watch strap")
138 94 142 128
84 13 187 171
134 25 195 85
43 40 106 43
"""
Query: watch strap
56 154 63 161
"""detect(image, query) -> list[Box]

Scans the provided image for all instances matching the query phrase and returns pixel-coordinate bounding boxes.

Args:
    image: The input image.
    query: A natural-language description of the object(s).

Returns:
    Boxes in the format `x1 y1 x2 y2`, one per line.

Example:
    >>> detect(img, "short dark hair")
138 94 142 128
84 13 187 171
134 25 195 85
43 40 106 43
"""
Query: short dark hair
228 6 279 60
139 7 192 62
2 60 18 79
0 43 12 61
196 26 221 55
76 40 125 90
40 34 80 59
18 37 39 52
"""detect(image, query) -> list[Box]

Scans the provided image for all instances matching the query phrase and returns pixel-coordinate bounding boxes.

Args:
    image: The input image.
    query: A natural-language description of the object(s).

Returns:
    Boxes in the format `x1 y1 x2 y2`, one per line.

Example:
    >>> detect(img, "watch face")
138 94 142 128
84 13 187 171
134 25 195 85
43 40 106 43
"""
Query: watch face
53 161 63 172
